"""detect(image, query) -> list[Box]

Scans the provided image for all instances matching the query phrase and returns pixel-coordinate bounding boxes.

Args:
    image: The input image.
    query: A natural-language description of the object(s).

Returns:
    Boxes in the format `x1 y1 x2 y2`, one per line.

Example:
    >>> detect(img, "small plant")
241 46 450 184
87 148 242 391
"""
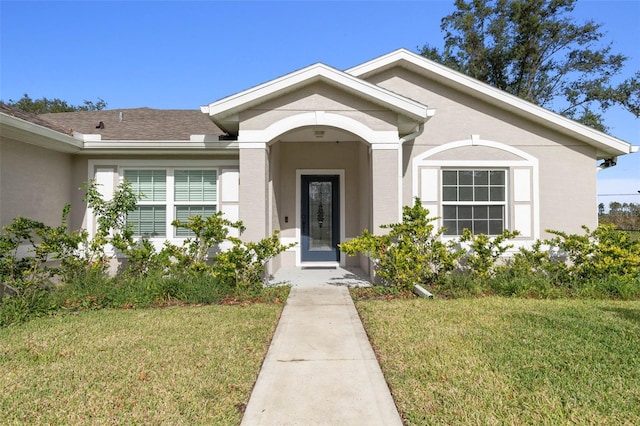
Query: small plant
82 179 141 271
0 205 86 291
214 230 295 290
546 224 640 281
164 212 245 271
340 198 461 291
161 213 294 290
456 228 520 281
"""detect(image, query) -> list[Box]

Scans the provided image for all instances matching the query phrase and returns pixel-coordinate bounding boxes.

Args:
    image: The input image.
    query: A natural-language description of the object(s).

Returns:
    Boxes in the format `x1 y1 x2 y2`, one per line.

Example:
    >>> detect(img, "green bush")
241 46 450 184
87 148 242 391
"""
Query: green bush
340 198 461 291
0 206 87 291
457 228 519 280
343 200 640 299
572 276 640 300
162 213 294 291
546 224 640 281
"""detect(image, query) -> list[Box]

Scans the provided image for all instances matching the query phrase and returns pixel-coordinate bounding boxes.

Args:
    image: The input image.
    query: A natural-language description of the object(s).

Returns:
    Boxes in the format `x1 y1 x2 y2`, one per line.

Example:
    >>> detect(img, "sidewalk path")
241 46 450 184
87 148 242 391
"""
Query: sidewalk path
240 285 403 425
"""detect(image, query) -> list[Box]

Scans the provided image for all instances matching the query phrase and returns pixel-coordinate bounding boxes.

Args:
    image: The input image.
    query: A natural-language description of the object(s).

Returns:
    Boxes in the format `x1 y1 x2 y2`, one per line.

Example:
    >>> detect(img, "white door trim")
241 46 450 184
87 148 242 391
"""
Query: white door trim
295 169 346 267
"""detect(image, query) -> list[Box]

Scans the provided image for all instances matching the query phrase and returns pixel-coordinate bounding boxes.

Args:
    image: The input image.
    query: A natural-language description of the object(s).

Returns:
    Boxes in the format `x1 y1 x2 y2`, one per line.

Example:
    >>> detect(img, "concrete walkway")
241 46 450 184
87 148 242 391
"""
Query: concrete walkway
241 269 403 425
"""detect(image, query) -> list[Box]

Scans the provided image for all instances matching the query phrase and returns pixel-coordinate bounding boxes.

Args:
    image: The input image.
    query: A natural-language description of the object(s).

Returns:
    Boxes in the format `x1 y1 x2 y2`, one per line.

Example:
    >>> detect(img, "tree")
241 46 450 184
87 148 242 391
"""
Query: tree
600 202 640 231
420 0 640 131
598 202 605 216
3 93 107 114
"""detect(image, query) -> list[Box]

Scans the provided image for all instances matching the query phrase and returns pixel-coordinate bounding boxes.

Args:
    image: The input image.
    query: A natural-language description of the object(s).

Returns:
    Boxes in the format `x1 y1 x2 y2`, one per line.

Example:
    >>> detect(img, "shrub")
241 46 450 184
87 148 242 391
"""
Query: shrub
165 212 245 271
160 213 294 291
340 198 461 291
0 181 292 328
81 179 144 275
546 224 640 282
456 228 520 281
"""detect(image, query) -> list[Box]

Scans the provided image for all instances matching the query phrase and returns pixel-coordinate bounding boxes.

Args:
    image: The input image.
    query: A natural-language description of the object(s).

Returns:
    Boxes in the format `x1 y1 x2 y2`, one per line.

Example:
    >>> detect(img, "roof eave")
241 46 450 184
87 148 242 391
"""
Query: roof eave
0 112 83 153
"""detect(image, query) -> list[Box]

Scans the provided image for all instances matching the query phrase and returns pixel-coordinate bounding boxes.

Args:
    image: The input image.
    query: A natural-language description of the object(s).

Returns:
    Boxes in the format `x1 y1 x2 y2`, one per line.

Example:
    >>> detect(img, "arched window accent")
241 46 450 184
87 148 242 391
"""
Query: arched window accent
412 137 539 239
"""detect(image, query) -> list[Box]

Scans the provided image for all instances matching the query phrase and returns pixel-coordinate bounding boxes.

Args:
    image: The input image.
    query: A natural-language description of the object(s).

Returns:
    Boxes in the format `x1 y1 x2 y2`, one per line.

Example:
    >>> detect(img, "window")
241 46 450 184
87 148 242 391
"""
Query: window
125 170 167 237
124 169 217 238
442 170 506 236
174 170 217 237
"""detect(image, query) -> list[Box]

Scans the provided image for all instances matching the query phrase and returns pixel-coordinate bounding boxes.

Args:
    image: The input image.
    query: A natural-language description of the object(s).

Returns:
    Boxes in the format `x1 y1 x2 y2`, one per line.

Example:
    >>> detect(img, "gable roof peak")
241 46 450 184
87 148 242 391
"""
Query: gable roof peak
202 57 432 135
347 49 634 157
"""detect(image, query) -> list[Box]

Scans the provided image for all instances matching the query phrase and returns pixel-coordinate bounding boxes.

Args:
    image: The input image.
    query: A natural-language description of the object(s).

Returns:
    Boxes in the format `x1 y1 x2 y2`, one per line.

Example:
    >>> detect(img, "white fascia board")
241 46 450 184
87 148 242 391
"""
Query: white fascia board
74 132 101 141
80 140 239 155
348 49 633 157
0 112 83 153
203 63 430 122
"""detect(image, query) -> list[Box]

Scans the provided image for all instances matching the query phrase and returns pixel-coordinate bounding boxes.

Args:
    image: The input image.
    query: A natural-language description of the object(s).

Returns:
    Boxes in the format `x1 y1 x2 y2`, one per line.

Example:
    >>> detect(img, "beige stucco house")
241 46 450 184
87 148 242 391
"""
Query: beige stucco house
1 49 636 277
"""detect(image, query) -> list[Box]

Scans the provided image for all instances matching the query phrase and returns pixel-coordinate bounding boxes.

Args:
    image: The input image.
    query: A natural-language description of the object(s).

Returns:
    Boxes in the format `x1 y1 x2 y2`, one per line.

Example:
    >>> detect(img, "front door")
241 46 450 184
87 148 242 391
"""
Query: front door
301 175 340 262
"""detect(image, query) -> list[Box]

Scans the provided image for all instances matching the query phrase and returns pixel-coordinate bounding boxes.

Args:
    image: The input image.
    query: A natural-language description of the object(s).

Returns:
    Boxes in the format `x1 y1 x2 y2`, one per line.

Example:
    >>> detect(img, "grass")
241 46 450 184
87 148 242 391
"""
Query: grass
356 297 640 425
1 302 285 425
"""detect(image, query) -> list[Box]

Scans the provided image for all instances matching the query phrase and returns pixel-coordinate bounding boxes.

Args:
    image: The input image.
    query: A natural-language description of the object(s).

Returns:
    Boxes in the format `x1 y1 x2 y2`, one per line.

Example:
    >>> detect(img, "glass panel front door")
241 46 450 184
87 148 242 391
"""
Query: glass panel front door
301 175 340 262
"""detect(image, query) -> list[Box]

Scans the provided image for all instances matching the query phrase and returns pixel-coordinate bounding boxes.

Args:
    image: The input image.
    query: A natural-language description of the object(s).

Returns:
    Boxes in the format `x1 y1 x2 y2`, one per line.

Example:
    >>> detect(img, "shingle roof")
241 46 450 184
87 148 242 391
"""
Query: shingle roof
0 102 72 134
39 107 224 140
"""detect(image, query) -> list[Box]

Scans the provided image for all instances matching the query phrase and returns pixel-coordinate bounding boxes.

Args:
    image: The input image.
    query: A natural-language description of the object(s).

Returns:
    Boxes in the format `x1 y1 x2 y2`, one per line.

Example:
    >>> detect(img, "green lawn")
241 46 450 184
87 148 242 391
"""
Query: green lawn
356 297 640 425
1 303 284 425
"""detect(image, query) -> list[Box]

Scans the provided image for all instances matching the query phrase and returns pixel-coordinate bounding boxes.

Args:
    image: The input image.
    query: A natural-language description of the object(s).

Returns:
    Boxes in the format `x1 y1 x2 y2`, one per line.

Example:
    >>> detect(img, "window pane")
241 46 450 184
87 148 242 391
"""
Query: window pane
474 171 488 185
459 186 473 201
490 186 505 201
459 171 473 185
175 205 217 237
442 170 457 185
489 205 504 219
443 205 457 220
127 206 166 237
459 220 473 233
124 170 166 201
474 205 488 219
474 220 488 235
175 170 217 202
474 186 489 201
443 220 457 235
459 205 473 219
443 187 457 201
490 171 505 185
489 219 504 235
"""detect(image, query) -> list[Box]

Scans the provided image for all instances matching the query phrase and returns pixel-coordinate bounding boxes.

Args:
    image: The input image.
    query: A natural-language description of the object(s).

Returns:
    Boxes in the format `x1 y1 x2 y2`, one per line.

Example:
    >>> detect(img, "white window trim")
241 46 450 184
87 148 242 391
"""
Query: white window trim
411 138 540 243
441 168 508 236
87 159 237 246
124 169 167 238
121 167 218 239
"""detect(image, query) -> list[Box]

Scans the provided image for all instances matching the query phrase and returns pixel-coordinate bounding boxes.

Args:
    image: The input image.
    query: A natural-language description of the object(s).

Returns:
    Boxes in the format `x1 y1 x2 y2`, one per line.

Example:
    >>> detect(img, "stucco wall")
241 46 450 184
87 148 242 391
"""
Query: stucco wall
370 67 598 235
239 149 269 241
273 140 364 238
240 82 399 132
0 137 73 228
270 140 370 268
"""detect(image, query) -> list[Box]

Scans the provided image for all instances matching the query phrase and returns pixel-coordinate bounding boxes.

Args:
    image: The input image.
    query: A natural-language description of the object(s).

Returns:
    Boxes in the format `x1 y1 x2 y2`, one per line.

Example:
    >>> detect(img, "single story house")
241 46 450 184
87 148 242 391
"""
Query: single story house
1 49 637 278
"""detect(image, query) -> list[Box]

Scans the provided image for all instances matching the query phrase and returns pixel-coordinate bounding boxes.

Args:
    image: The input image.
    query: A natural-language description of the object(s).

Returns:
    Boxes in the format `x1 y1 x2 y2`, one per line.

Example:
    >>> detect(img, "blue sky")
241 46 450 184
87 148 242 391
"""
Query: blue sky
1 0 639 206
